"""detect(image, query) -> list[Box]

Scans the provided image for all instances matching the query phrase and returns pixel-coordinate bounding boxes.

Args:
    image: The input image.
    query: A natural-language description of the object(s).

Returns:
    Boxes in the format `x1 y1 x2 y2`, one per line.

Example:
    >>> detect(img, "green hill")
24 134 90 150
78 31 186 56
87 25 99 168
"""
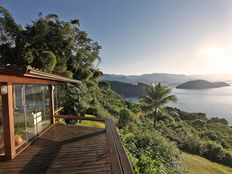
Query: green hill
108 81 148 97
182 152 232 174
176 80 230 89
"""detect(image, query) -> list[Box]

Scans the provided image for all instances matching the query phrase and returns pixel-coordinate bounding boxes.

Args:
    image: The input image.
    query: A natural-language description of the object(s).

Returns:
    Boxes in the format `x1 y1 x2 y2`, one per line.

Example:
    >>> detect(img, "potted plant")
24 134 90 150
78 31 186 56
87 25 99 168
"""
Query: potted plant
15 131 23 146
14 122 25 146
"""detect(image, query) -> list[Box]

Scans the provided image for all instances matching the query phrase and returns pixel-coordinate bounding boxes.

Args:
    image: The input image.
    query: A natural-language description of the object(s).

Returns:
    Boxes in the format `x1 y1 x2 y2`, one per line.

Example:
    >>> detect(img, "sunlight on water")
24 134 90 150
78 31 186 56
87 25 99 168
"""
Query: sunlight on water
127 85 232 125
170 86 232 125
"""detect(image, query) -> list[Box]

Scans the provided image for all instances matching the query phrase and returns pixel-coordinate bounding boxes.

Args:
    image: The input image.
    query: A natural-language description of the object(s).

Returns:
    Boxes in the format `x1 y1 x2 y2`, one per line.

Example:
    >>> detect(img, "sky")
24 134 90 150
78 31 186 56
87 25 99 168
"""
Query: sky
1 0 232 75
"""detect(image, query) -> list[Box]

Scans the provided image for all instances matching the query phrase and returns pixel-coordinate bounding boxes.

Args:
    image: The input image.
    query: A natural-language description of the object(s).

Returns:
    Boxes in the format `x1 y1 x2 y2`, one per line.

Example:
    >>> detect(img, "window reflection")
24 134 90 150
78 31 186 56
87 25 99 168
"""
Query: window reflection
54 84 66 111
13 85 51 149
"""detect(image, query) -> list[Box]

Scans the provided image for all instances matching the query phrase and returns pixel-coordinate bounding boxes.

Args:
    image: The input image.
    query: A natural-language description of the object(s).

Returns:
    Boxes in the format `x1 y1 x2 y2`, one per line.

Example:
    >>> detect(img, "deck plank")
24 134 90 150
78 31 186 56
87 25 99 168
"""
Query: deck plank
0 125 112 174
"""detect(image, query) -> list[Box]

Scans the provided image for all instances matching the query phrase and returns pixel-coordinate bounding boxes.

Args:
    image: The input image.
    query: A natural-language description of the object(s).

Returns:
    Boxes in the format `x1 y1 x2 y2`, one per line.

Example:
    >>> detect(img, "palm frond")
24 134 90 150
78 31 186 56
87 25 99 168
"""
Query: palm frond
140 83 177 113
159 95 177 106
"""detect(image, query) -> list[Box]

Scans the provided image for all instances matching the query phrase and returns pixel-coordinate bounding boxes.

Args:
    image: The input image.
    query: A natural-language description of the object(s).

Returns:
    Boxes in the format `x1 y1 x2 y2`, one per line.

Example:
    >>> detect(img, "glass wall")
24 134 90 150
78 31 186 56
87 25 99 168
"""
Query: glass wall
13 85 51 149
0 95 4 155
54 84 66 111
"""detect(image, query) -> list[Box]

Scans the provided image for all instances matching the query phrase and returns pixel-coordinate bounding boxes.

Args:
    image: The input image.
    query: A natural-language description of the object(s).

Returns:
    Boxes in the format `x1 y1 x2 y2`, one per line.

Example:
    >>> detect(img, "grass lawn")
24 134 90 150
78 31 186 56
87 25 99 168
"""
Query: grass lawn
77 114 105 128
182 152 232 174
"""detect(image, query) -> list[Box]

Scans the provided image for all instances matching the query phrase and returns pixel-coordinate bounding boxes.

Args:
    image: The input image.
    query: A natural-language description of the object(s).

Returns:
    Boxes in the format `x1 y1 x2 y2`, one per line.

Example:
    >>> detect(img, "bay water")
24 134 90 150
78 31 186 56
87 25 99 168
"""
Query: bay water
170 86 232 125
128 85 232 125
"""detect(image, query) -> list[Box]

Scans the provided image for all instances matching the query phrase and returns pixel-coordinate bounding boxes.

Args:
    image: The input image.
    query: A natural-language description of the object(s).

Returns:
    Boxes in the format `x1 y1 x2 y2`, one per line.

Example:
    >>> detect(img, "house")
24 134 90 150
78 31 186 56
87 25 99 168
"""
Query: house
0 65 133 174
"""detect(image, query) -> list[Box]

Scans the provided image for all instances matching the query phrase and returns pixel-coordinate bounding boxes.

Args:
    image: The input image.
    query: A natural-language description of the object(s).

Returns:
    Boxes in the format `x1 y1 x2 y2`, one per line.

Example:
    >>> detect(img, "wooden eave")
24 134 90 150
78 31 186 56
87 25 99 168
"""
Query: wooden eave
0 65 81 84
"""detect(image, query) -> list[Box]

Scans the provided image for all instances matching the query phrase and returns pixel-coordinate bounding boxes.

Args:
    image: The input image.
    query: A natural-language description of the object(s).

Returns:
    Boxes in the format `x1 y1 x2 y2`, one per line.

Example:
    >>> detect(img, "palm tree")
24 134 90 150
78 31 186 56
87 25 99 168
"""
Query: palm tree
140 83 177 127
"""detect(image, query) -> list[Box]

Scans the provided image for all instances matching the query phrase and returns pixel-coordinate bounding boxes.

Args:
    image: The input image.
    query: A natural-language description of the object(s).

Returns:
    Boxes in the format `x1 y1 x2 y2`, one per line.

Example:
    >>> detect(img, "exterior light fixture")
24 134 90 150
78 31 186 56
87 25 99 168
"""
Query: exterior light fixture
1 85 8 95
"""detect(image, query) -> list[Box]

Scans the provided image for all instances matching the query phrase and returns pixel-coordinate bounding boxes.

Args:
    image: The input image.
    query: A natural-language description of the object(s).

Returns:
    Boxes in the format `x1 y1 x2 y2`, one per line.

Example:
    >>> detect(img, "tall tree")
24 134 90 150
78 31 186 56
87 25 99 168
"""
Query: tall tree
0 6 23 65
0 6 102 80
140 83 177 127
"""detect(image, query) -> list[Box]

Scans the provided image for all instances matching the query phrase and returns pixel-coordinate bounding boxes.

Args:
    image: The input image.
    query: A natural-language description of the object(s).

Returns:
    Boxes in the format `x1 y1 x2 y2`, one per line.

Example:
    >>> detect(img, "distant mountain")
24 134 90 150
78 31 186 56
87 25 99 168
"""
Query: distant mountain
102 73 193 87
107 80 231 99
190 74 232 83
176 80 230 89
108 81 148 98
102 73 232 86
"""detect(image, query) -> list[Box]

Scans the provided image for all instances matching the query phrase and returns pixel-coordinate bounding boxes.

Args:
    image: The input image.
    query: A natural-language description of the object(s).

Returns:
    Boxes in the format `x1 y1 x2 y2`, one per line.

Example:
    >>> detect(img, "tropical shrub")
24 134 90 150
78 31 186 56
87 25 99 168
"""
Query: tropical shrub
118 109 135 128
63 84 90 116
121 128 183 174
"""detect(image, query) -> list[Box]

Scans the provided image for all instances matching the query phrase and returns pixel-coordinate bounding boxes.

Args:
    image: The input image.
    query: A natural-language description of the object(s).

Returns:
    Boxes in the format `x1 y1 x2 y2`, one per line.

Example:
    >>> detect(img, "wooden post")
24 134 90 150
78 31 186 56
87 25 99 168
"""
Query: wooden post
49 85 55 124
2 83 15 159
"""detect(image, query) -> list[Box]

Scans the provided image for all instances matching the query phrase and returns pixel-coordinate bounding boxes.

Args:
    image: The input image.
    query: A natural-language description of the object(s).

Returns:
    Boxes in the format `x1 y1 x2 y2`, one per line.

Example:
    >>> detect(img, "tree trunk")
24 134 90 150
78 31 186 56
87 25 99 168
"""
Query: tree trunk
153 109 157 127
153 118 156 127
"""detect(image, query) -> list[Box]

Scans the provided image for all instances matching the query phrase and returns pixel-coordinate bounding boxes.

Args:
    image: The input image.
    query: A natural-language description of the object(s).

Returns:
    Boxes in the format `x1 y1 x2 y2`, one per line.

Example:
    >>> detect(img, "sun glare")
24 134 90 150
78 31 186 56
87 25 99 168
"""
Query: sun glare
203 47 225 57
202 47 232 74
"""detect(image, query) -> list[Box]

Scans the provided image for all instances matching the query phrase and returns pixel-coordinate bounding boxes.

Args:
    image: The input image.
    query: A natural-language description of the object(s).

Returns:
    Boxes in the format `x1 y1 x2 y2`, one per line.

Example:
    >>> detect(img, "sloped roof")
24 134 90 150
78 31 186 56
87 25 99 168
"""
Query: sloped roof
0 65 81 84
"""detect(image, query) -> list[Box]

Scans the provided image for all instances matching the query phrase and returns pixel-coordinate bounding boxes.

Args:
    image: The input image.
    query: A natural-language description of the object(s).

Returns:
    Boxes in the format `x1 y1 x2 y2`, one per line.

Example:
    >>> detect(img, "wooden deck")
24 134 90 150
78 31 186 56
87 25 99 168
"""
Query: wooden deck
0 123 133 174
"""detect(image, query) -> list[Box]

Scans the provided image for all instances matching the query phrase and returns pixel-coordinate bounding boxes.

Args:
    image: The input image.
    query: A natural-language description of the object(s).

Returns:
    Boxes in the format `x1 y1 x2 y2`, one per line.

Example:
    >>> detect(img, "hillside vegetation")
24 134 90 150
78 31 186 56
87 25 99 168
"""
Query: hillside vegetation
108 81 147 98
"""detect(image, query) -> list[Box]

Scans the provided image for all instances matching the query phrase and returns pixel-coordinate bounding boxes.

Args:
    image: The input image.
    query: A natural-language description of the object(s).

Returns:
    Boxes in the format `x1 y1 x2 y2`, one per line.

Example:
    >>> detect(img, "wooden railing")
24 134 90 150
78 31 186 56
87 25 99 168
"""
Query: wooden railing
53 115 134 174
54 107 64 115
54 115 105 122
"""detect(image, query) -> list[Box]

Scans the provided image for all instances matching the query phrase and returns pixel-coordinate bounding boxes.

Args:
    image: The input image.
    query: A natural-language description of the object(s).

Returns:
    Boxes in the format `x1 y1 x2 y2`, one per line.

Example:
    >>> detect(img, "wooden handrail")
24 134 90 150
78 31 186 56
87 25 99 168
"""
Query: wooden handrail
105 119 123 173
54 107 64 115
54 114 105 122
105 119 134 174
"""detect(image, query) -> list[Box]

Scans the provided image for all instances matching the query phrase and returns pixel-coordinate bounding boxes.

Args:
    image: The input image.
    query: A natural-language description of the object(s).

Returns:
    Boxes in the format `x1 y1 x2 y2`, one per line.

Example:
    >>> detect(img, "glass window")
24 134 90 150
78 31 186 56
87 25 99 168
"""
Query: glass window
13 85 51 149
0 94 4 155
54 84 66 111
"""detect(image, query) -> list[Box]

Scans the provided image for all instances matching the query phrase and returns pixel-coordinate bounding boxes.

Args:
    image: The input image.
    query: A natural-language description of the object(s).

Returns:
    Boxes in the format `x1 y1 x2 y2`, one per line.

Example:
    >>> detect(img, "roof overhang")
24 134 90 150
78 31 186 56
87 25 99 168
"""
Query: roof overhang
0 65 81 84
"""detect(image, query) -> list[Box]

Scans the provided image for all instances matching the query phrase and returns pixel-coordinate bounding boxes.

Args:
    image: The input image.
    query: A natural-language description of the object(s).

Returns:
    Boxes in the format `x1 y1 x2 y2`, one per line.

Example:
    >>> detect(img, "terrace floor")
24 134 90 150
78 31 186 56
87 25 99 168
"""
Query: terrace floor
0 124 129 174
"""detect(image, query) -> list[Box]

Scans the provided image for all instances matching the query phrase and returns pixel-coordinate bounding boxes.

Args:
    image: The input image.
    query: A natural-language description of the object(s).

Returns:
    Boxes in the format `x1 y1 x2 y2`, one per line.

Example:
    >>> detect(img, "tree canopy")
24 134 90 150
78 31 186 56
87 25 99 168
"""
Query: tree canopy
0 6 102 80
140 83 177 126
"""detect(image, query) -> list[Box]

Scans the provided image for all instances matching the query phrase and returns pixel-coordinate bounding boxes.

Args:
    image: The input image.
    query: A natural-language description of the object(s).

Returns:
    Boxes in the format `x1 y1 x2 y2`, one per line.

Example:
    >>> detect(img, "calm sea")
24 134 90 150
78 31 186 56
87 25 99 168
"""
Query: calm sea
128 85 232 125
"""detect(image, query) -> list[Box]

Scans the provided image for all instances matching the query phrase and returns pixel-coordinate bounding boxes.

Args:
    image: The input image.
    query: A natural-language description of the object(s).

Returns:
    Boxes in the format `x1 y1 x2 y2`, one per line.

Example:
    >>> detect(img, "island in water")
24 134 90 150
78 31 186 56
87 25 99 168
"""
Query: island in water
176 80 230 89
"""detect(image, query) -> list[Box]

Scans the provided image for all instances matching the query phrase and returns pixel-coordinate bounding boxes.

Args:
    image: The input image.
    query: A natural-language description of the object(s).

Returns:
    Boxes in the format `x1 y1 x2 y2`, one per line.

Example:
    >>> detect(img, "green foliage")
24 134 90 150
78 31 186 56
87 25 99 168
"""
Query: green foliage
200 141 232 166
121 127 183 174
63 79 127 123
191 119 206 127
121 104 232 173
56 119 66 125
208 117 229 126
75 68 93 81
0 5 101 80
95 104 112 119
140 83 177 127
118 109 134 128
98 80 110 90
155 107 232 167
200 130 220 141
108 81 147 98
136 154 164 174
63 84 89 116
14 122 25 135
40 51 57 72
125 101 141 114
170 107 208 121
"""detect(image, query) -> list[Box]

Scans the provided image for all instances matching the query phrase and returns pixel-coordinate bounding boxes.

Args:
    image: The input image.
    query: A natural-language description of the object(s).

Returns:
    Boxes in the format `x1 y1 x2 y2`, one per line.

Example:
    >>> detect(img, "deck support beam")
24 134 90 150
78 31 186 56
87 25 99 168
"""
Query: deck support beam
49 85 55 124
2 83 15 159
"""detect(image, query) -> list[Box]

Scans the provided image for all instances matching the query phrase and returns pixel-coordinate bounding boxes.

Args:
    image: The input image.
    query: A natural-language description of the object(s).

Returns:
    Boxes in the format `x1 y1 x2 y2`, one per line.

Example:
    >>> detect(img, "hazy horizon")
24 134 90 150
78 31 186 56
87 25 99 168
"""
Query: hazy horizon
1 0 232 75
104 72 232 76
